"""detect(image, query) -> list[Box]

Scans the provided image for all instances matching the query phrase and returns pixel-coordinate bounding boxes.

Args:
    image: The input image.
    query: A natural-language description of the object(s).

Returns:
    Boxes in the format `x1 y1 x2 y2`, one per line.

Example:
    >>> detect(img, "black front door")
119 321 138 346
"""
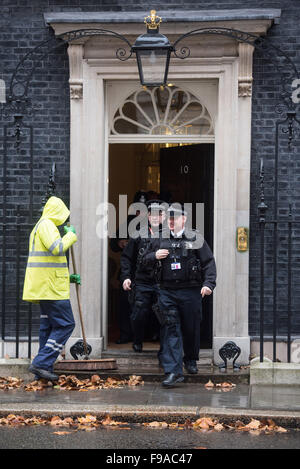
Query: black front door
160 144 214 348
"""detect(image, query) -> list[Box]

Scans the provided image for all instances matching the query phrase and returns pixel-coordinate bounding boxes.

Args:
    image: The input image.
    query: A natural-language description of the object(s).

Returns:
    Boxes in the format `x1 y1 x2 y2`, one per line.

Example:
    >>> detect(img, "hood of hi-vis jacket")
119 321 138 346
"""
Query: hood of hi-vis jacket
42 196 70 226
22 197 77 302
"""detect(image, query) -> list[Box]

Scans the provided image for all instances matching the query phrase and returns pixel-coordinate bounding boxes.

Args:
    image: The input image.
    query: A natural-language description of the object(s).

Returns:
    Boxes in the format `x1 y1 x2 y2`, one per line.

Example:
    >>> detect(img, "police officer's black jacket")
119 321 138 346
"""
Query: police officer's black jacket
120 226 162 285
142 228 217 290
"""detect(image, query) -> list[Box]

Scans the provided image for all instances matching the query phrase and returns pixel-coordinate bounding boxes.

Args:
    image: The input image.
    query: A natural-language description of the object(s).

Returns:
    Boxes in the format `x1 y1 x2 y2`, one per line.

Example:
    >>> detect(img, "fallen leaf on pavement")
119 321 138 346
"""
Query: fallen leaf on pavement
214 423 224 431
245 419 261 430
101 415 126 426
91 375 101 385
53 431 72 435
274 426 288 433
204 380 214 388
216 382 236 388
193 417 216 430
128 375 144 386
144 421 169 428
78 414 97 425
234 418 288 434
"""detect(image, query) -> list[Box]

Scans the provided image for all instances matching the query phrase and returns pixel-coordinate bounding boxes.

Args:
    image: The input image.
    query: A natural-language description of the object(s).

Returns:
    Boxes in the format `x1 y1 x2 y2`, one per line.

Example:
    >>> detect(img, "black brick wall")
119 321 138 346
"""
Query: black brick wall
1 0 300 342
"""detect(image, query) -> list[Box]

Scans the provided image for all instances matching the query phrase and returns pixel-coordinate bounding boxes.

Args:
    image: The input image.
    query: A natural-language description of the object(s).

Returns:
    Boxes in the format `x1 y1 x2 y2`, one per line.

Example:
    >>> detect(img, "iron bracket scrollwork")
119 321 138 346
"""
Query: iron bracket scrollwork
219 341 241 371
258 158 268 224
41 162 57 210
172 27 299 123
1 28 134 150
7 28 133 107
2 26 300 149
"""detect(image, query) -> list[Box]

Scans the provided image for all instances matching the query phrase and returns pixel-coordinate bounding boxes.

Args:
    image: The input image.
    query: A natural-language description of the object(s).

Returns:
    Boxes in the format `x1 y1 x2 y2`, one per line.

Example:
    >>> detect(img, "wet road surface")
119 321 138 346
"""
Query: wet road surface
0 424 299 450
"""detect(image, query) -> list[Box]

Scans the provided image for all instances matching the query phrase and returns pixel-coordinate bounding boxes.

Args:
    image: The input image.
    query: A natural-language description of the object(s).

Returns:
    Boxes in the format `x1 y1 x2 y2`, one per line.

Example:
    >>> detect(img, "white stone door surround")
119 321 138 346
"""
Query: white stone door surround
46 10 279 364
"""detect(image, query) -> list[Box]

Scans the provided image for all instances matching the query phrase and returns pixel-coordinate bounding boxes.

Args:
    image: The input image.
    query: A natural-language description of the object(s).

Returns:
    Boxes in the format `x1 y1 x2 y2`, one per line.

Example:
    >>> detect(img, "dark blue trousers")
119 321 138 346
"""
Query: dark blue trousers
118 288 133 341
158 287 202 375
32 299 75 371
131 283 160 345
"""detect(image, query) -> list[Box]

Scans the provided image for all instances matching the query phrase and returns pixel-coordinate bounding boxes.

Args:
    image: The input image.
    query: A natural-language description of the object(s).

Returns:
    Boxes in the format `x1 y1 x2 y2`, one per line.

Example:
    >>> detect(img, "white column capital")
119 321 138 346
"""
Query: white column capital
67 44 84 100
238 43 254 98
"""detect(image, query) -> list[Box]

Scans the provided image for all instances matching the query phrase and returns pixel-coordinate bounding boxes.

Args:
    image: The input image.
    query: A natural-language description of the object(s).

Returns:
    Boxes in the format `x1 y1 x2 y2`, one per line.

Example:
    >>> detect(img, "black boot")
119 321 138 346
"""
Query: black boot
132 343 143 353
162 373 184 388
29 364 59 382
184 361 198 374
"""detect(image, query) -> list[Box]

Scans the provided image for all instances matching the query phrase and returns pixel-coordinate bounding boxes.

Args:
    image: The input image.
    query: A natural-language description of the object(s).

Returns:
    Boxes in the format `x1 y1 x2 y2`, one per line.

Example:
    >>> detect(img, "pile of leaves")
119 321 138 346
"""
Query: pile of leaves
144 417 288 434
0 413 288 435
0 413 130 433
55 374 144 391
192 417 288 434
1 374 144 392
205 380 236 391
0 376 23 390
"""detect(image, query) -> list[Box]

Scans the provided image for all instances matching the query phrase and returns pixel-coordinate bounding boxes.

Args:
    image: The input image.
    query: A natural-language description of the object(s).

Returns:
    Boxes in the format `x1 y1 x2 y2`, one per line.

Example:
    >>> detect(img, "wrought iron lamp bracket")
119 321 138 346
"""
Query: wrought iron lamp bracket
2 26 299 123
172 27 299 114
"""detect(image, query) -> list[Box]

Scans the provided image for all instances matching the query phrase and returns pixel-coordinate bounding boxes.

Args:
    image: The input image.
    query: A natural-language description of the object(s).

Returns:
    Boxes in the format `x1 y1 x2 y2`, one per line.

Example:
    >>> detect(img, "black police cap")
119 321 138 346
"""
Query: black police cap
146 199 167 213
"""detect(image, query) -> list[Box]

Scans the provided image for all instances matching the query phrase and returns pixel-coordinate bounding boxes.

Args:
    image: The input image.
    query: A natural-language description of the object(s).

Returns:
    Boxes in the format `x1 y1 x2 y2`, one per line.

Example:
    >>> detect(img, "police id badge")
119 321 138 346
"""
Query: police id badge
171 262 181 270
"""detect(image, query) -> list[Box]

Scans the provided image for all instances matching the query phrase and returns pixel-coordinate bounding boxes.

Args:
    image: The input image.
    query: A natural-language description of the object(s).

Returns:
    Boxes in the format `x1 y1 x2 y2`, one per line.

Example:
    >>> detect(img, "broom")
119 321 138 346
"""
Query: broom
54 233 117 373
69 244 91 360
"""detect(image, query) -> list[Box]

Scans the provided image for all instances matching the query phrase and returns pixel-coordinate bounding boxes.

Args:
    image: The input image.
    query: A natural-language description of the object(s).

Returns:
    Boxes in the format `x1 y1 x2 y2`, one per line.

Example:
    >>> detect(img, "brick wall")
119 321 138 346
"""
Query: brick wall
0 0 300 341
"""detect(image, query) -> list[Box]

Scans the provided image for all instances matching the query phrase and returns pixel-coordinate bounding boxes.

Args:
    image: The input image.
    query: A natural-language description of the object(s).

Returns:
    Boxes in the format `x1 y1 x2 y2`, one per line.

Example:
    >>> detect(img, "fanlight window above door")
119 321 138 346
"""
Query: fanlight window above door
110 85 214 137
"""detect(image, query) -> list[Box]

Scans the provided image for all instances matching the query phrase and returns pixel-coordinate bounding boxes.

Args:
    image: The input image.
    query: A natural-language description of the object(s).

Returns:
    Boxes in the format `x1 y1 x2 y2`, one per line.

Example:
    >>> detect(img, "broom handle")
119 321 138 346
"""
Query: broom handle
70 244 88 357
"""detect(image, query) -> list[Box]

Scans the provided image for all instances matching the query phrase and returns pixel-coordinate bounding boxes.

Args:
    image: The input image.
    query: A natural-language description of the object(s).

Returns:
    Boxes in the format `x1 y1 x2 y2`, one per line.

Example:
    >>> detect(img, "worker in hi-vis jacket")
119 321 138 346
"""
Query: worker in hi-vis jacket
23 196 79 382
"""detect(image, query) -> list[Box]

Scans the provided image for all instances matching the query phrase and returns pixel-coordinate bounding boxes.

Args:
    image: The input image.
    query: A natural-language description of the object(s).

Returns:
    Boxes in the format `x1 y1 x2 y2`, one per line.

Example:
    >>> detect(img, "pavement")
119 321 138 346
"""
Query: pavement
1 362 300 428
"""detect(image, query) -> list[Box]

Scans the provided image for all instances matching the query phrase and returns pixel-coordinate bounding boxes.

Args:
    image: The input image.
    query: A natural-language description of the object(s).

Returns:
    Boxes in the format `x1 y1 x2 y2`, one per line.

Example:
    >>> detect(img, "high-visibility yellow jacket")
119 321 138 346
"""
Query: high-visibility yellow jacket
22 196 77 302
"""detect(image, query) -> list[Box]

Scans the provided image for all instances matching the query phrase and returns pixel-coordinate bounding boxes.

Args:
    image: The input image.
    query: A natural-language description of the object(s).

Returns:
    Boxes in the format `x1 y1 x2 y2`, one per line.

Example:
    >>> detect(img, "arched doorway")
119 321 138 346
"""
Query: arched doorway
107 82 215 348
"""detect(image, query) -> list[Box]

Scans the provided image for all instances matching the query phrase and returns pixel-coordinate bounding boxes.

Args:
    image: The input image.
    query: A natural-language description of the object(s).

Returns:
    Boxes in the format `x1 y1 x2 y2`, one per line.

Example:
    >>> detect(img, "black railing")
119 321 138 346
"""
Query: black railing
1 220 40 358
1 25 300 362
258 157 300 363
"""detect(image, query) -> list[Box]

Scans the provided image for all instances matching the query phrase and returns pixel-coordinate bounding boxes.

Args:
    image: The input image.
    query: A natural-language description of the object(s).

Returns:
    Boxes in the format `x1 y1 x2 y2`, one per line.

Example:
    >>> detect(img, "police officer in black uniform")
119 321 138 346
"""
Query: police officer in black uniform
110 191 149 345
120 200 166 353
143 203 217 387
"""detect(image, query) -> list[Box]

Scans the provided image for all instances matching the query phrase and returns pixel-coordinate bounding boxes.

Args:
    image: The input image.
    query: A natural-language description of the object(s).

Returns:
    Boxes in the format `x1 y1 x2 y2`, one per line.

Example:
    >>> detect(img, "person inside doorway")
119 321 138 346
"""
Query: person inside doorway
109 190 149 344
121 199 166 353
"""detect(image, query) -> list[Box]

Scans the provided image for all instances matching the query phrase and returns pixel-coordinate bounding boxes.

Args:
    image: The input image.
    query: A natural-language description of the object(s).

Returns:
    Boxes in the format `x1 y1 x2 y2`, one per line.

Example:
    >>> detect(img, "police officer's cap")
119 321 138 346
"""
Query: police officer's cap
167 203 187 217
146 199 166 213
133 191 148 204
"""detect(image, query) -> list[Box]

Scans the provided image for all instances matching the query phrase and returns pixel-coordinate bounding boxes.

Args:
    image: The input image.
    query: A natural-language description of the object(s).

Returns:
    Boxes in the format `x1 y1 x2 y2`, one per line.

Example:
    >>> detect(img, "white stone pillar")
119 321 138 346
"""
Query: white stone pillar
66 48 105 357
213 44 254 366
66 44 84 353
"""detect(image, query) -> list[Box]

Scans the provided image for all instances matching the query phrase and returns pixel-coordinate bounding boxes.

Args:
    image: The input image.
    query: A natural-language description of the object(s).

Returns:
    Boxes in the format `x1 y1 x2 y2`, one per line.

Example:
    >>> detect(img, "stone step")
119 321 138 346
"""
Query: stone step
101 348 213 367
60 365 249 384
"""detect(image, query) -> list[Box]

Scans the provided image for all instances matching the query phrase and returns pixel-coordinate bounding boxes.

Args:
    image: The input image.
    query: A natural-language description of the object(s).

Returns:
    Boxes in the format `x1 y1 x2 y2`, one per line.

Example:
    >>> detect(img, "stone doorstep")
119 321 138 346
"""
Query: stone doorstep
82 367 249 384
101 349 213 367
250 362 300 385
0 358 31 380
0 358 249 384
114 357 213 367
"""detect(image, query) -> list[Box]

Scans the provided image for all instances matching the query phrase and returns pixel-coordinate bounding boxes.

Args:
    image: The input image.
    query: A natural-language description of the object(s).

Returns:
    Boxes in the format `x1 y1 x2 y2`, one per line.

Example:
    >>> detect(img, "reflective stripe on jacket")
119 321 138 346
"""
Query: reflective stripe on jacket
22 196 77 302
